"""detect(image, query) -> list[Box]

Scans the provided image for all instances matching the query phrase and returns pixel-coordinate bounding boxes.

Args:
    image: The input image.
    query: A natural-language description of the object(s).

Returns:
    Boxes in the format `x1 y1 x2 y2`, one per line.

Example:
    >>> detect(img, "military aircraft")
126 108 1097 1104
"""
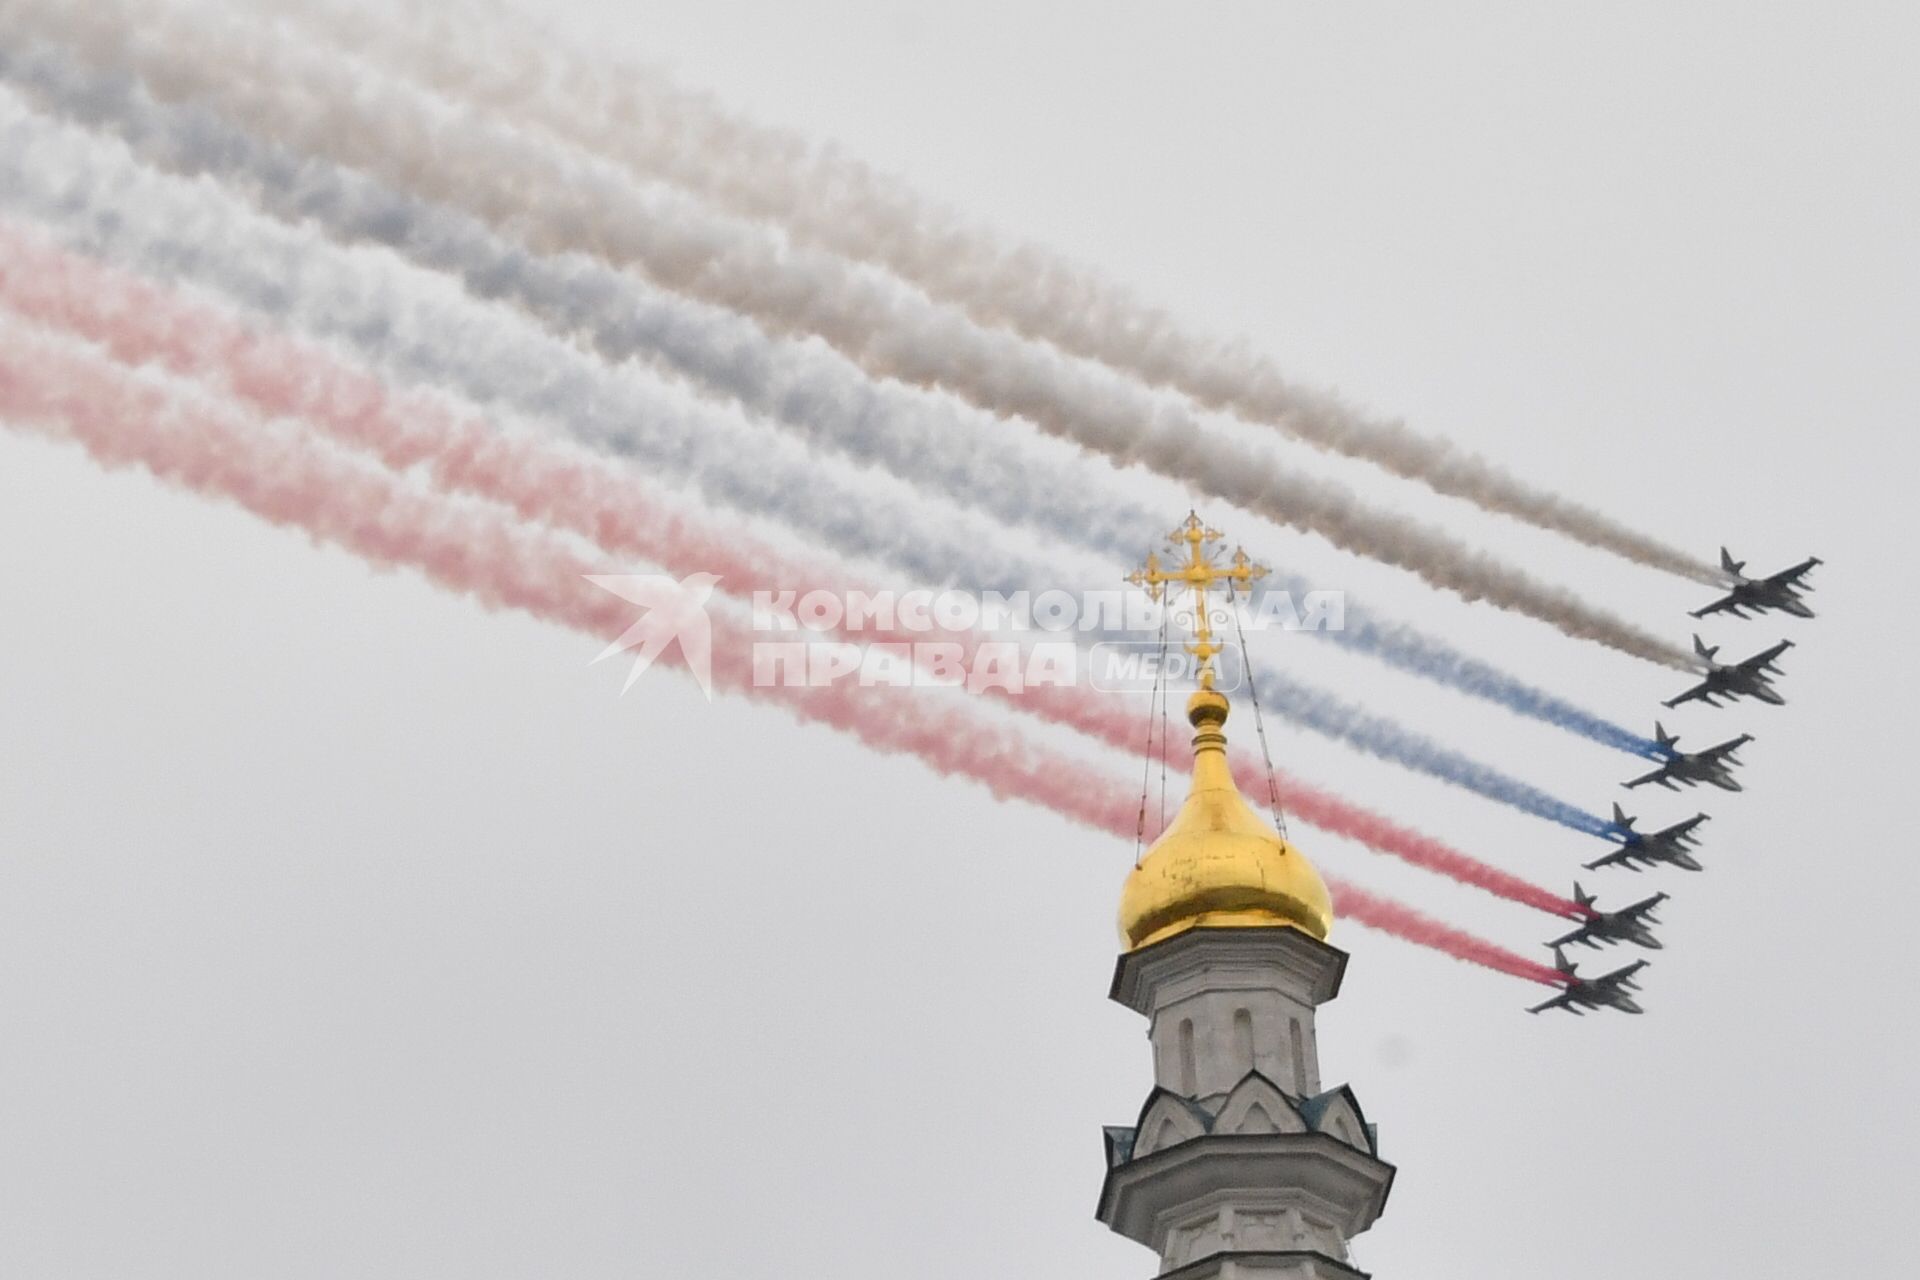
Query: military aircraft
1624 723 1752 792
1663 635 1793 708
1691 548 1821 620
1585 804 1709 872
1528 947 1649 1015
1551 883 1667 950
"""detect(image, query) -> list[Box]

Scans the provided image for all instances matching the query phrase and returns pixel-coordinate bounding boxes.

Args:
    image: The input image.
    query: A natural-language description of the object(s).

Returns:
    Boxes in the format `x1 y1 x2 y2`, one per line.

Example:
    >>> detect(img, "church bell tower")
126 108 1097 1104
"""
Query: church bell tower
1099 518 1395 1278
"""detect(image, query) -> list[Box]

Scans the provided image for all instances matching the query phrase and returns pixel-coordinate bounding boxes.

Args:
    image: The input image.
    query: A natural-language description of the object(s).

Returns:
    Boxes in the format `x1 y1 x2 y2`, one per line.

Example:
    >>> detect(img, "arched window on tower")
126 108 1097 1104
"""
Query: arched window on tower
1232 1008 1255 1077
1177 1018 1197 1096
1289 1016 1308 1092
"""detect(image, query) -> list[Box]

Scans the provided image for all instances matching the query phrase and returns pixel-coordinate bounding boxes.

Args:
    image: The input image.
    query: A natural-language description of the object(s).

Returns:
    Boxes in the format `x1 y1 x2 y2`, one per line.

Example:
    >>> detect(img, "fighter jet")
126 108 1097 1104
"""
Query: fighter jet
1585 804 1709 872
1624 723 1752 792
1551 883 1667 951
1663 635 1793 708
1691 548 1821 620
1527 947 1648 1016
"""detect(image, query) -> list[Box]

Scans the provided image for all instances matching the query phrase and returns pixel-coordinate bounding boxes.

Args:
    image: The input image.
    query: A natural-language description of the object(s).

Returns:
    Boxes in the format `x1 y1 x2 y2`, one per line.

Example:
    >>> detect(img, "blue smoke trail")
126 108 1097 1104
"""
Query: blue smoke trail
0 71 1617 834
1245 674 1618 836
1250 591 1667 762
0 38 1663 766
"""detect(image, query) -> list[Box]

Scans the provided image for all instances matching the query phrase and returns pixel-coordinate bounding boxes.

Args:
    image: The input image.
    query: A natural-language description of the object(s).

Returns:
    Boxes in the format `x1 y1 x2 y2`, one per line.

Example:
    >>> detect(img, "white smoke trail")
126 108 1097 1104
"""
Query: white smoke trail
0 0 1702 667
0 34 1691 756
0 88 1622 830
265 0 1721 586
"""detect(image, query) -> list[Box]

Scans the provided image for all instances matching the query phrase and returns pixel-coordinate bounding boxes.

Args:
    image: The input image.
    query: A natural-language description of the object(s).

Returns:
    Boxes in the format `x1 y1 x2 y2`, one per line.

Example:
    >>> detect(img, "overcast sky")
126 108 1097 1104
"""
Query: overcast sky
1 2 1915 1276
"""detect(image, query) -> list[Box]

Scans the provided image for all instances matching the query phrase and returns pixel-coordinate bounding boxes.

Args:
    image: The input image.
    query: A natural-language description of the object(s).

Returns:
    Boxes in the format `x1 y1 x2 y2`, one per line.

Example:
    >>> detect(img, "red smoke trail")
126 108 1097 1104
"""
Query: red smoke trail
0 222 1583 925
1326 882 1564 986
0 321 1139 831
1227 760 1582 918
0 318 1563 987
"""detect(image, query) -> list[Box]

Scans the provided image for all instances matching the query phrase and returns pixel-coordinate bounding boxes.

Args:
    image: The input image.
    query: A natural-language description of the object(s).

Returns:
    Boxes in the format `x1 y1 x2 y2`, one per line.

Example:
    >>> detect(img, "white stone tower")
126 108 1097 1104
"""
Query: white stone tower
1101 519 1394 1278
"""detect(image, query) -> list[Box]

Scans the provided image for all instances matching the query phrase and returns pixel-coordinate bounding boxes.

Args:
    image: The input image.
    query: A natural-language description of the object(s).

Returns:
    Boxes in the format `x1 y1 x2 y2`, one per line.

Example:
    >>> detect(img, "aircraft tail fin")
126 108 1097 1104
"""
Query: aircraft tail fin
1653 721 1676 747
1573 882 1593 908
1693 633 1718 661
1721 546 1745 576
1611 802 1634 829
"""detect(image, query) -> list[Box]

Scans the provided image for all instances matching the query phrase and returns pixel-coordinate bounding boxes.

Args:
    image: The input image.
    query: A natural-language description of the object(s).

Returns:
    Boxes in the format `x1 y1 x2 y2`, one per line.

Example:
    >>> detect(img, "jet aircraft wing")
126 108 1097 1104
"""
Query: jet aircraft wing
1527 989 1579 1015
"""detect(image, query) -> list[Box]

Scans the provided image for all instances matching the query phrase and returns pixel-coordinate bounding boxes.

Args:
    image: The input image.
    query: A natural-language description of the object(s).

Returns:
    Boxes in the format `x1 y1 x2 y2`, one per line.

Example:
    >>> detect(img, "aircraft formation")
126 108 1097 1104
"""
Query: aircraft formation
1532 549 1819 1015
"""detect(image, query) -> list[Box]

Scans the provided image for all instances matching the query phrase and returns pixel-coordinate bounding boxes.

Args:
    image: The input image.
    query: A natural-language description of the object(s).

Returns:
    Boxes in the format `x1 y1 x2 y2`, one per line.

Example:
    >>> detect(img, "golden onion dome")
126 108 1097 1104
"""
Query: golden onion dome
1119 688 1333 950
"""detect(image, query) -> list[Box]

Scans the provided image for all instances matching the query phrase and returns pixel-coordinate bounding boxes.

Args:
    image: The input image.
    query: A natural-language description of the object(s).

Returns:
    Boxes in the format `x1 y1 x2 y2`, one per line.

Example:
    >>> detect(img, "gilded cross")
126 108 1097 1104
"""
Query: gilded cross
1126 513 1269 690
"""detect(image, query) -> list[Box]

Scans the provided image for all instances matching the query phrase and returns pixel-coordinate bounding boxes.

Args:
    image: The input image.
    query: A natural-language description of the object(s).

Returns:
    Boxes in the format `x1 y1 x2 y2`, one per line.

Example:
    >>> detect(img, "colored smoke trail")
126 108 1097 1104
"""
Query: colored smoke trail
1308 619 1663 760
10 34 1660 760
0 90 1622 834
0 0 1700 670
1328 885 1565 987
285 0 1720 588
1224 757 1583 919
0 314 1564 988
0 220 1585 922
0 38 1661 761
1247 681 1616 837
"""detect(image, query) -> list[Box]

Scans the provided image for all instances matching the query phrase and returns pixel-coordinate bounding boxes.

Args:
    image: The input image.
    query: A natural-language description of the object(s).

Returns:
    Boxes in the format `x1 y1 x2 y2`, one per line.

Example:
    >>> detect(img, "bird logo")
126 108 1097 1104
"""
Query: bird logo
584 572 722 699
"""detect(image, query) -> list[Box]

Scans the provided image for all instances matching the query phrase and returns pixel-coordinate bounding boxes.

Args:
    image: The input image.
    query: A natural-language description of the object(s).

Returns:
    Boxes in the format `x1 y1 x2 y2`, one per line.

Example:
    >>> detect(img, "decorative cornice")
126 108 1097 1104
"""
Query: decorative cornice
1097 1131 1397 1243
1110 927 1348 1015
1159 1249 1371 1280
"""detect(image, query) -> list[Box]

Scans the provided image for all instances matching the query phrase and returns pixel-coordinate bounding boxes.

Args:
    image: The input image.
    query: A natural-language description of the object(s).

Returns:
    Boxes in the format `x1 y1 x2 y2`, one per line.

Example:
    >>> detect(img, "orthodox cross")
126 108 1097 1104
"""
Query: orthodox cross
1126 513 1269 691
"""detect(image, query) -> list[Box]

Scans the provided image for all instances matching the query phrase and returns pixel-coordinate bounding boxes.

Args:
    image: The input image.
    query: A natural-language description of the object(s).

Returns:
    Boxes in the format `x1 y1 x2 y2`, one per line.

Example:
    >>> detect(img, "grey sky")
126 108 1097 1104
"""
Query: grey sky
0 2 1914 1276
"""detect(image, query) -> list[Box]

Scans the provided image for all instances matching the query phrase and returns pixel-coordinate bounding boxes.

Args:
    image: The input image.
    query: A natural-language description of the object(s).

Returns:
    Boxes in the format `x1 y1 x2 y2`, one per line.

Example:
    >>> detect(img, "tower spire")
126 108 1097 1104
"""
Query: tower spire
1101 520 1391 1278
1118 517 1328 951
